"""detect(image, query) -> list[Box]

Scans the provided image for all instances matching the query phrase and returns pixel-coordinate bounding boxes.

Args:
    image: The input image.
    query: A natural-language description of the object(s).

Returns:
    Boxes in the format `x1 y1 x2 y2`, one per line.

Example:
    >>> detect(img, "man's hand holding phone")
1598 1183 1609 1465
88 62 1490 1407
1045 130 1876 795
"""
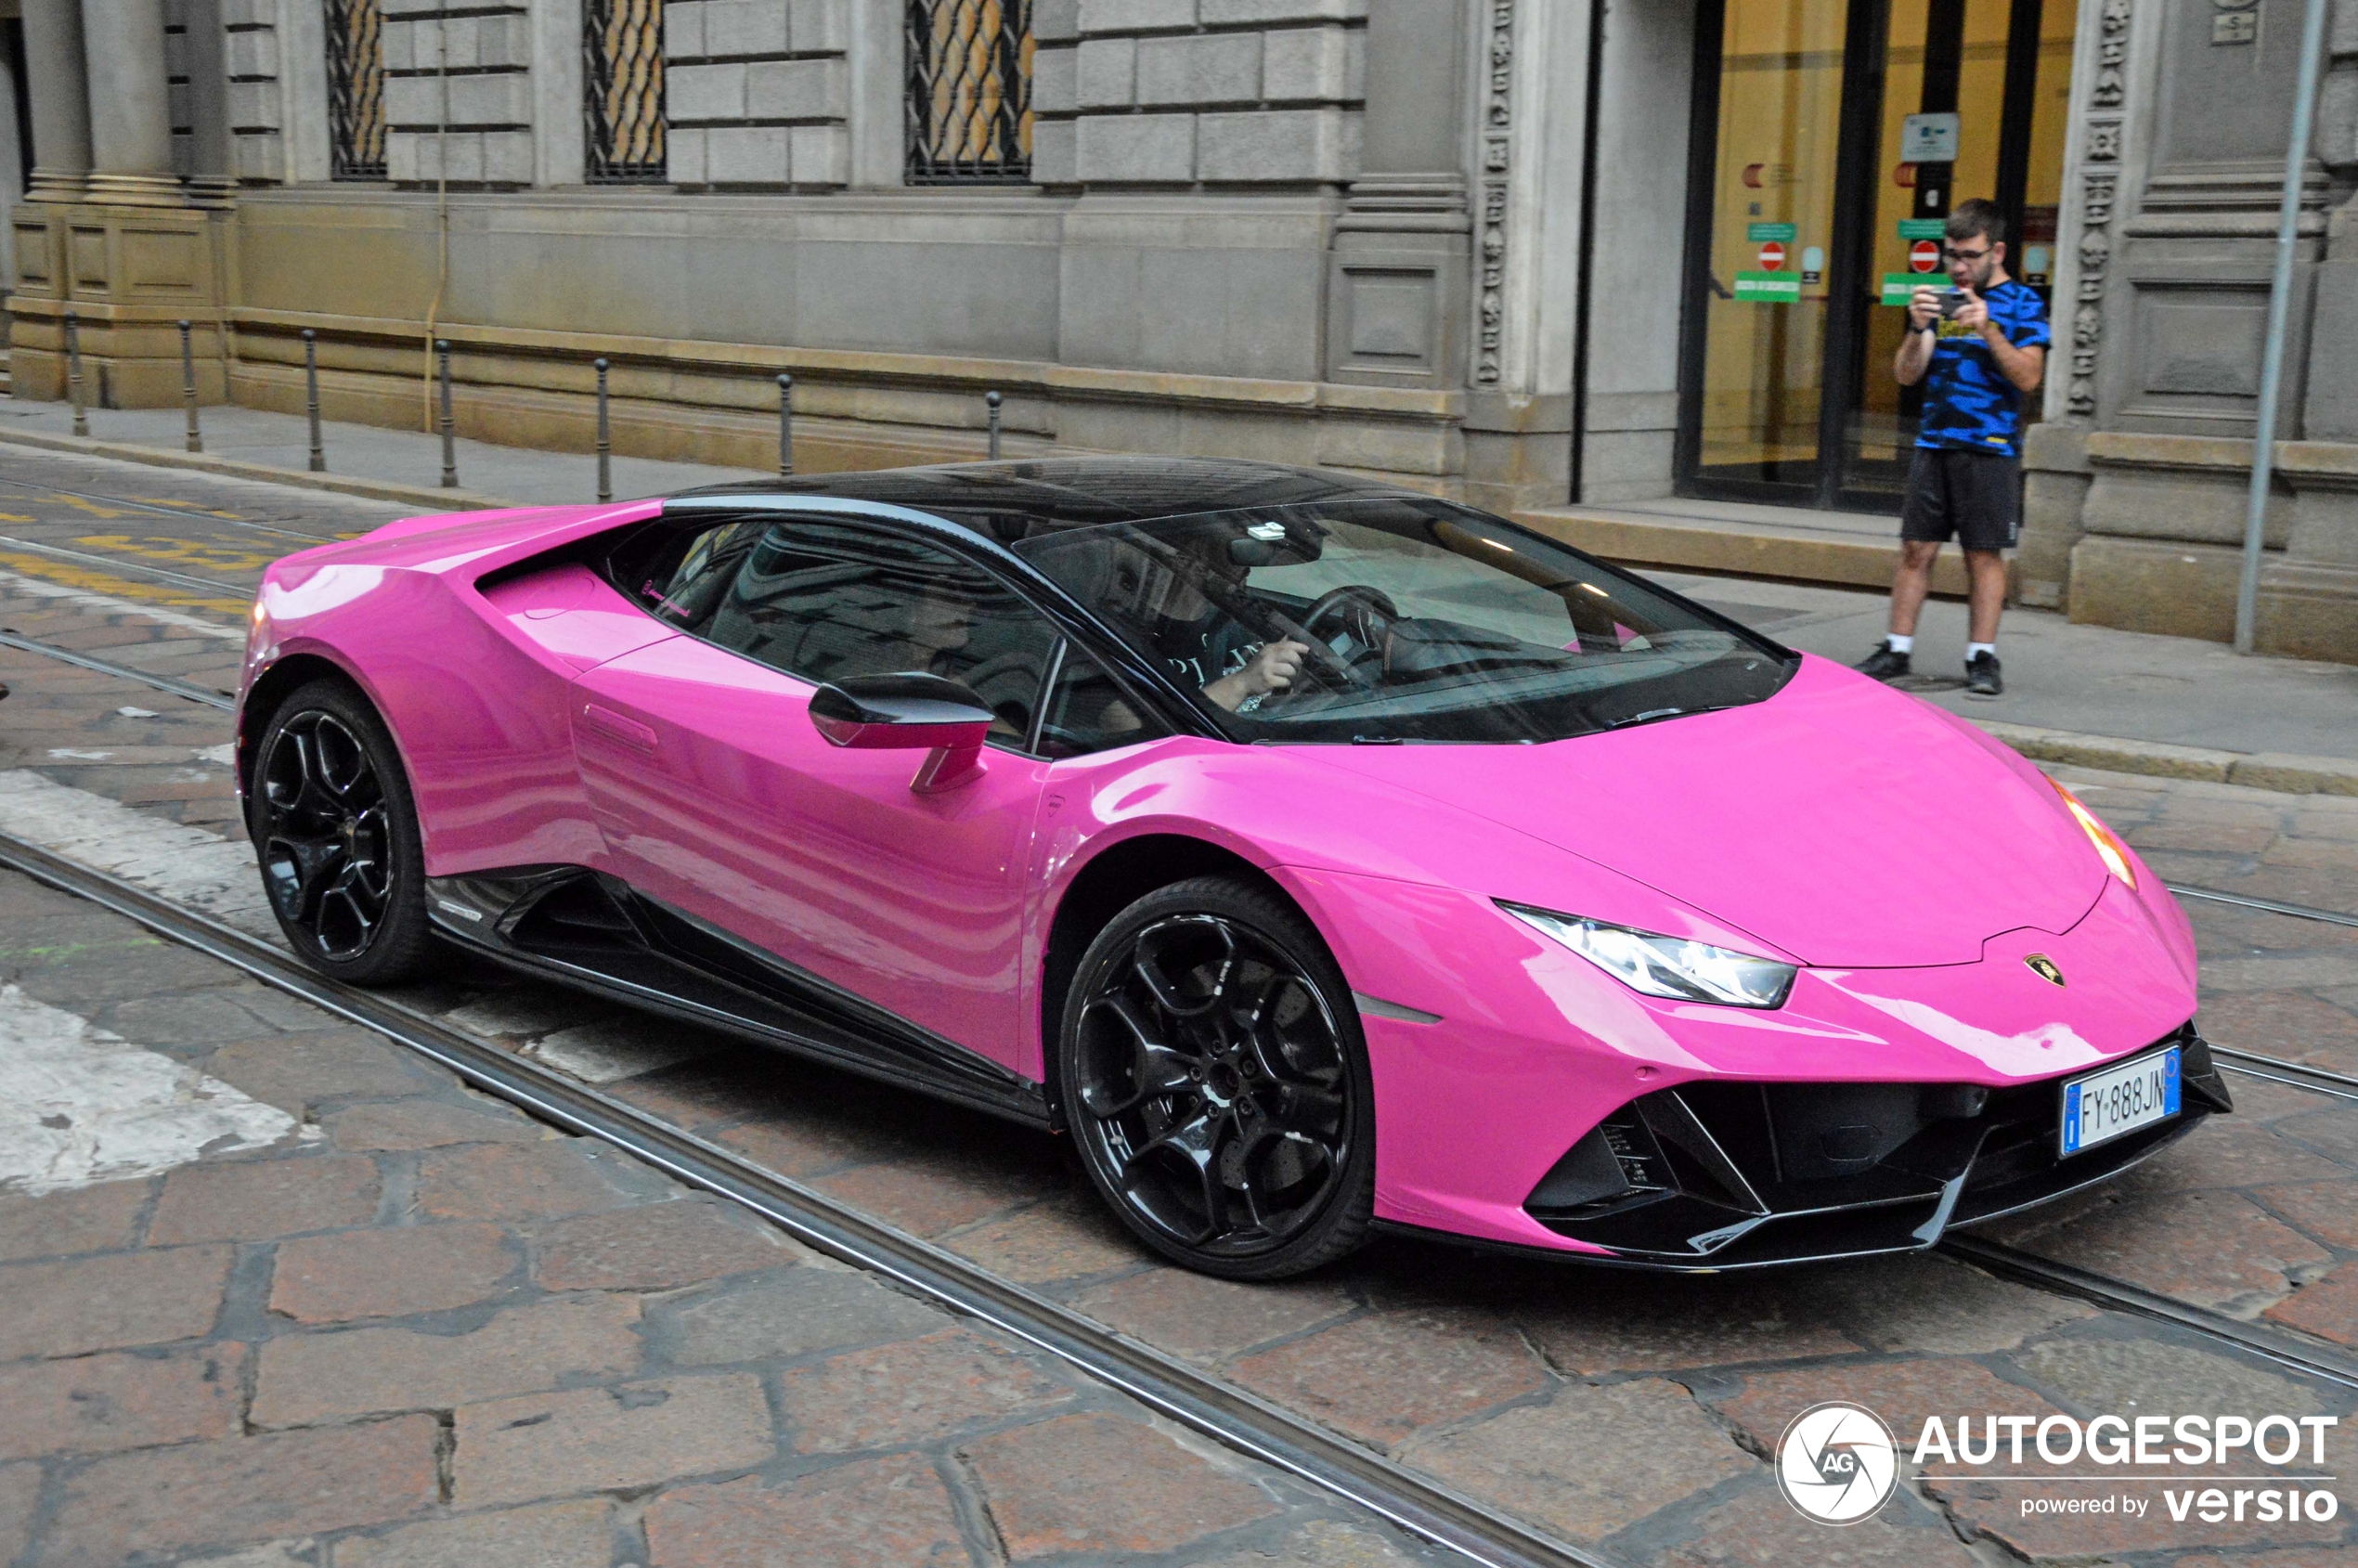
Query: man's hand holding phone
1909 285 1942 332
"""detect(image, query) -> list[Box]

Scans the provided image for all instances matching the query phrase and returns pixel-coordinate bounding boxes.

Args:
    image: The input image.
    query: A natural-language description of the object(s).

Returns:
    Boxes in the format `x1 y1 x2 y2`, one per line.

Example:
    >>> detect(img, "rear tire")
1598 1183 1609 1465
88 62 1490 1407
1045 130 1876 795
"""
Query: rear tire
1058 875 1376 1279
246 678 434 986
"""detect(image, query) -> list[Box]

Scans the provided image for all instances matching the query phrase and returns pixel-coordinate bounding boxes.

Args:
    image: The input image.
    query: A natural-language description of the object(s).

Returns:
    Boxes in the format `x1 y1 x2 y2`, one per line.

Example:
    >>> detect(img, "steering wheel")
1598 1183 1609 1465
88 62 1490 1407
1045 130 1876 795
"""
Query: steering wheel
1296 585 1401 677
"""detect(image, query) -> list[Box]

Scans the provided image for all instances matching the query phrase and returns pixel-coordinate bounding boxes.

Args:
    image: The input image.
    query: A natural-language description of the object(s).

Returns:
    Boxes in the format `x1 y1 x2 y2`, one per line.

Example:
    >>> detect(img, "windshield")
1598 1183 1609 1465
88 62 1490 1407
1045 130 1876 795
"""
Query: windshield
1013 498 1794 744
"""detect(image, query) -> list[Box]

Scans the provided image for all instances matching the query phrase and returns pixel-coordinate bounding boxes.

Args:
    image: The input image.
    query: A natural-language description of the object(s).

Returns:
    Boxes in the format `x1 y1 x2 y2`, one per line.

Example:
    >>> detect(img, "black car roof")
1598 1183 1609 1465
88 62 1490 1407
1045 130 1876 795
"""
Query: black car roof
667 456 1426 538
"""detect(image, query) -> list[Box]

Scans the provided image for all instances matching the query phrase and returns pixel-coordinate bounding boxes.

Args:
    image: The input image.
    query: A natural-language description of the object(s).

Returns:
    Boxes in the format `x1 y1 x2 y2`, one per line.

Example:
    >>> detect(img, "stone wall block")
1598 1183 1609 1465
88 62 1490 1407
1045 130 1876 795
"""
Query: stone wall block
223 27 279 77
1198 0 1363 21
1032 118 1078 183
786 0 848 53
1076 38 1138 108
163 29 189 77
478 14 535 68
1261 24 1354 103
669 61 750 122
219 0 272 23
1034 45 1078 114
444 71 533 128
667 125 708 184
399 129 489 183
483 130 534 185
788 123 849 185
440 15 482 68
1076 113 1196 180
1079 0 1196 34
1197 106 1351 182
232 135 282 178
380 19 421 73
708 123 791 183
227 82 280 131
665 0 707 59
747 58 846 120
1036 0 1081 44
386 134 419 184
705 0 790 58
1136 32 1262 107
384 76 441 128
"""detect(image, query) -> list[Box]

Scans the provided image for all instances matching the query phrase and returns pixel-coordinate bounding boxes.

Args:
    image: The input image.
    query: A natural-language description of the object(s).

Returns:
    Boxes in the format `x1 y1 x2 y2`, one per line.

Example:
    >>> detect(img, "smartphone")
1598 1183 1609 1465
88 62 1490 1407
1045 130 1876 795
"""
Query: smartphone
1937 287 1965 319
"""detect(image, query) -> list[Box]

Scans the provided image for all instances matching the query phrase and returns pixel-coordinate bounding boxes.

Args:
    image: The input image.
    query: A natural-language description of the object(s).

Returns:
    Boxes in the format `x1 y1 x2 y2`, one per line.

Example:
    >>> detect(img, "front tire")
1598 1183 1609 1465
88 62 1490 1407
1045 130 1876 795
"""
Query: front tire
1058 876 1376 1279
246 678 434 986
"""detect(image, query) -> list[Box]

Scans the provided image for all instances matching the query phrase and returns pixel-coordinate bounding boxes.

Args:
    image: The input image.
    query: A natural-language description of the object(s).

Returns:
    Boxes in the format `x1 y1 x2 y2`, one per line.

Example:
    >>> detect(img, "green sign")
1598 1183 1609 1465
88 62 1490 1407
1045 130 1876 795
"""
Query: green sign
1882 271 1951 305
1735 271 1803 303
1746 222 1797 242
1898 217 1947 240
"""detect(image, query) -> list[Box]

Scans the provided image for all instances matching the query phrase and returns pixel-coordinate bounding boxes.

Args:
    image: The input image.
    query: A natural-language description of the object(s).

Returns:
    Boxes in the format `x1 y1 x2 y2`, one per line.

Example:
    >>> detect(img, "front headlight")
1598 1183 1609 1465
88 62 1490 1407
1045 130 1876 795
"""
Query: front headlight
1500 902 1796 1008
2049 779 2136 889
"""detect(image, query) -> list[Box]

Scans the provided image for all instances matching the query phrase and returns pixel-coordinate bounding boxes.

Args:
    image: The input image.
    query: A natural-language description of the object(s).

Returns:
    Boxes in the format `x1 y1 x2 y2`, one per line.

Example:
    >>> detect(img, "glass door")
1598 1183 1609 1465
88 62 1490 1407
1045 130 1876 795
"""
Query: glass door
1675 0 2071 512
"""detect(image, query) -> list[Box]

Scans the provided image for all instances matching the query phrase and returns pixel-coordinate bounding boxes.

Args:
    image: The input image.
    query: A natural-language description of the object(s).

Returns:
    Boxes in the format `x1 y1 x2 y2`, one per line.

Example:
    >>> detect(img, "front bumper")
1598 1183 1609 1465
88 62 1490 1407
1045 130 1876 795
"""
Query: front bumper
1518 1024 2232 1269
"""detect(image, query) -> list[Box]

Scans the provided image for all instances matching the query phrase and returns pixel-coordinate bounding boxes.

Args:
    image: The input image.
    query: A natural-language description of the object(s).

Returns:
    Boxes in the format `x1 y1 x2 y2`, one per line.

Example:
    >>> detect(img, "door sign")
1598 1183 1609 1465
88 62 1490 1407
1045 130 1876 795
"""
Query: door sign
1909 239 1942 273
1757 240 1787 270
1899 112 1961 162
1801 246 1825 286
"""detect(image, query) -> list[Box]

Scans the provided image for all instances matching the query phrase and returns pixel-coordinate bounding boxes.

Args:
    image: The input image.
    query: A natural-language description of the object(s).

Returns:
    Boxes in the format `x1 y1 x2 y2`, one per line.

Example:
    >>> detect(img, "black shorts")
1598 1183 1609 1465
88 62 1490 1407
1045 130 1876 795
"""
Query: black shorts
1901 447 2021 551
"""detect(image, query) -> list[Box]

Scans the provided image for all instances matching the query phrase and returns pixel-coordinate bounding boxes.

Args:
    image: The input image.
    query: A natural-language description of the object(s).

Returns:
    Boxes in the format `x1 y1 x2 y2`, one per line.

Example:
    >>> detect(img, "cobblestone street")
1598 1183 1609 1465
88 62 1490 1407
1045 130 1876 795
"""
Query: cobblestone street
2 447 2354 1566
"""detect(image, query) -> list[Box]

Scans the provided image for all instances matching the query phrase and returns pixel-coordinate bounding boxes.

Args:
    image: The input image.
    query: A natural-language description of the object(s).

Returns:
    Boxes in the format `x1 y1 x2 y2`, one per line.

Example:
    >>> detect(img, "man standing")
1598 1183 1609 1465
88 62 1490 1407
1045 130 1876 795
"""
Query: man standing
1855 199 2049 698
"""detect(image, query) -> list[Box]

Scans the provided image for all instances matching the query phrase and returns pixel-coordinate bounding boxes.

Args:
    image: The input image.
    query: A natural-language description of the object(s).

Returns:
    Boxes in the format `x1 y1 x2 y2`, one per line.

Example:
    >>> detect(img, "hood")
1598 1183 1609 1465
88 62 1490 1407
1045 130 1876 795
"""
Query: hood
1300 655 2104 968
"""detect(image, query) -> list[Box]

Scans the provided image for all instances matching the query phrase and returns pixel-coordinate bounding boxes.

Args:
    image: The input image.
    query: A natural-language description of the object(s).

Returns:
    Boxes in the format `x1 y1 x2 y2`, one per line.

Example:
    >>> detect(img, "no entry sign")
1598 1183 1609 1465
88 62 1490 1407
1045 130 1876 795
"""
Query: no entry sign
1909 239 1941 273
1757 240 1787 271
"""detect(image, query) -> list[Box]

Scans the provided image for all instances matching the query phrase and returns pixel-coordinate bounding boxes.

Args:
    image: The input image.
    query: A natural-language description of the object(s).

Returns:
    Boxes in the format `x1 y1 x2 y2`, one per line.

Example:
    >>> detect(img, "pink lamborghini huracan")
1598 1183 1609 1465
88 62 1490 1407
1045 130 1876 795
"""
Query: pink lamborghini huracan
237 459 2227 1277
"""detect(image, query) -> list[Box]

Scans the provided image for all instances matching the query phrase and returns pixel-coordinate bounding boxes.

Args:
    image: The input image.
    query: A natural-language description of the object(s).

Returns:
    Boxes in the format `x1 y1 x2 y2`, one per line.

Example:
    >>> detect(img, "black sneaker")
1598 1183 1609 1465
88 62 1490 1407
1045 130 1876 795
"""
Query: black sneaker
1854 642 1911 681
1965 651 2003 699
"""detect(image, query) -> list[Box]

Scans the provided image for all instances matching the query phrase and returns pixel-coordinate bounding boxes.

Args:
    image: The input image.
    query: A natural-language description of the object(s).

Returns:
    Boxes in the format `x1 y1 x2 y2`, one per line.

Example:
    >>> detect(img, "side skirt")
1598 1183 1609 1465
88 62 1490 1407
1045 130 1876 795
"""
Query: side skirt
425 866 1053 1130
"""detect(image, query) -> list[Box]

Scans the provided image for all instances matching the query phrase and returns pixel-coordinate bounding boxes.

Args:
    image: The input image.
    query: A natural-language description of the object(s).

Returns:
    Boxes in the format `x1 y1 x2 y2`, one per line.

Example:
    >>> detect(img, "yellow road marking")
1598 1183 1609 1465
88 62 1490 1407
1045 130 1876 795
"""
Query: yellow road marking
129 499 247 519
58 495 134 520
0 550 253 616
71 534 279 574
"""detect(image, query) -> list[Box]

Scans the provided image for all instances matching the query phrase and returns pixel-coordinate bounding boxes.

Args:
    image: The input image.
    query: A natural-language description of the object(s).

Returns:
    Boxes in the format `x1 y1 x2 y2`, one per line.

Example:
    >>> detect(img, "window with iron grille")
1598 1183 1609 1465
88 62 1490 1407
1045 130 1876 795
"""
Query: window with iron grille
324 0 387 180
906 0 1033 184
585 0 666 183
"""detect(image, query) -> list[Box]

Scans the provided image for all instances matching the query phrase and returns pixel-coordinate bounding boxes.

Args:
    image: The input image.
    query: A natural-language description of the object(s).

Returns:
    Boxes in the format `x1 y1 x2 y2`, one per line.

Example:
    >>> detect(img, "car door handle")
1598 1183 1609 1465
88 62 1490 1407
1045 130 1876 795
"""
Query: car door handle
579 703 658 754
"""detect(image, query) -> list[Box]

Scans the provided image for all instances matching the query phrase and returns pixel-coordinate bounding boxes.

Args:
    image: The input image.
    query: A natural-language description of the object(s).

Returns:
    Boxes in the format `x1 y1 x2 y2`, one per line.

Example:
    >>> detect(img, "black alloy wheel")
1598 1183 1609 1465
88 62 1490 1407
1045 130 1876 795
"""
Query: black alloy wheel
249 679 433 985
1060 876 1375 1278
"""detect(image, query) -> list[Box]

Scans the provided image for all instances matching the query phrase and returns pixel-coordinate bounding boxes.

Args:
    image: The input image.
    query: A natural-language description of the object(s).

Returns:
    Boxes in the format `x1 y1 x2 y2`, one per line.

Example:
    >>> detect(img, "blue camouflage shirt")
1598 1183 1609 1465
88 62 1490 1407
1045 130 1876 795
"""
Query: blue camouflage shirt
1917 279 2051 460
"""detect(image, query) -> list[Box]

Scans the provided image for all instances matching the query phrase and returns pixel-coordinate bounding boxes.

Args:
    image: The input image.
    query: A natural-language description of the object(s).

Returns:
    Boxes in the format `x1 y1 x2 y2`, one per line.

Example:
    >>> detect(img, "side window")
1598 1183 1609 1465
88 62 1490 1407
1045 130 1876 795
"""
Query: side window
674 521 1059 745
1037 644 1167 759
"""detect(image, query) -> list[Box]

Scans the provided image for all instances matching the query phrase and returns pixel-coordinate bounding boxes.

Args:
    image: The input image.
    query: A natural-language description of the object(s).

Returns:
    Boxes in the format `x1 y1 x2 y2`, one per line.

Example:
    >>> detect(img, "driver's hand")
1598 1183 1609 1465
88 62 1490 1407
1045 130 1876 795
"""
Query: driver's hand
1202 639 1308 712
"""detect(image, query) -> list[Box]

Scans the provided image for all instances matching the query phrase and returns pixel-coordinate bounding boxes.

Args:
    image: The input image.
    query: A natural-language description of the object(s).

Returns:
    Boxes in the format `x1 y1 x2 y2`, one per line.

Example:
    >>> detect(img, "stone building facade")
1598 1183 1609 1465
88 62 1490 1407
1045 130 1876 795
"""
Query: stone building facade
2 0 2352 661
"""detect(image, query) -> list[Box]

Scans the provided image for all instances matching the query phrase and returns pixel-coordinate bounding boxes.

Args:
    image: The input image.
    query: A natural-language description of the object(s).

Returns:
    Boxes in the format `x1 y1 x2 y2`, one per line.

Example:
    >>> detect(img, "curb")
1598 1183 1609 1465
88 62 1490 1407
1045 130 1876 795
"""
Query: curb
1976 720 2358 798
0 426 521 513
6 421 2352 799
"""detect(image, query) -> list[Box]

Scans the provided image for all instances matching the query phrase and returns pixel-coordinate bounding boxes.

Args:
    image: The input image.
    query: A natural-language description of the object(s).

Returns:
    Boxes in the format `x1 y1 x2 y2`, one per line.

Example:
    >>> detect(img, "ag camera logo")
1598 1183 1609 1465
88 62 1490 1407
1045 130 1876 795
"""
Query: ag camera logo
1777 1402 1900 1524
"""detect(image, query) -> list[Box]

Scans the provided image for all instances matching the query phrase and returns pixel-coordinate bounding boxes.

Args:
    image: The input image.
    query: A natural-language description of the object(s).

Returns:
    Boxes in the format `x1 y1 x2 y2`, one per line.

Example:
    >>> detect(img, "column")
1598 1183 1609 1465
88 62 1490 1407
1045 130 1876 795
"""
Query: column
1323 0 1468 390
180 0 239 202
81 0 186 203
20 0 93 201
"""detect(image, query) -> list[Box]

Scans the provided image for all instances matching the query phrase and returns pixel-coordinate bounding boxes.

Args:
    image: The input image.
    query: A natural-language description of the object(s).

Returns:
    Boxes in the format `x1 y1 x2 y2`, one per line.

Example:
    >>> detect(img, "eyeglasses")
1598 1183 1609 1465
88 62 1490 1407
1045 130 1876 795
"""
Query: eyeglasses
1943 245 1991 262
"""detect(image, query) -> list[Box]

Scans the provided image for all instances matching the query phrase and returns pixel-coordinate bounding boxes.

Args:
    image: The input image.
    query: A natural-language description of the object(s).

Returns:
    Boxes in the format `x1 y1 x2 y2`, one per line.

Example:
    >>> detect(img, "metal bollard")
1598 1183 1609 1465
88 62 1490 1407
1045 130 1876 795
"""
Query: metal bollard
777 373 794 477
64 310 86 436
986 390 1002 461
302 329 325 471
179 319 201 452
594 357 612 504
436 340 458 488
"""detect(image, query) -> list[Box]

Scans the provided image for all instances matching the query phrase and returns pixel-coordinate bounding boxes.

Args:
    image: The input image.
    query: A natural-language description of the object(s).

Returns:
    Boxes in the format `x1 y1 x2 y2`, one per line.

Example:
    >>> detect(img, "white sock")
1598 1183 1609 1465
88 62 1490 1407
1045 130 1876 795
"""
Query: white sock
1967 642 1996 660
1885 635 1913 654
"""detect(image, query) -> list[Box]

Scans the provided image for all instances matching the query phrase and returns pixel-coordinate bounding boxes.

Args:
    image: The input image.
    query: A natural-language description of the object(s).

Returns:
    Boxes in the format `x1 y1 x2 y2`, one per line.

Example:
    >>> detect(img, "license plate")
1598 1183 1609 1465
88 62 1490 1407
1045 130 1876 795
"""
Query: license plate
2060 1046 2181 1158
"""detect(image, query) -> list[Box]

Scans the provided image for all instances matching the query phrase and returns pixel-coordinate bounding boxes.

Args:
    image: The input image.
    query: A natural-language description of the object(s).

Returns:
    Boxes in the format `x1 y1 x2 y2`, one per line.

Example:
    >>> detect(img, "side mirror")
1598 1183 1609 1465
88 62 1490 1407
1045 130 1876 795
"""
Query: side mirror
809 672 994 794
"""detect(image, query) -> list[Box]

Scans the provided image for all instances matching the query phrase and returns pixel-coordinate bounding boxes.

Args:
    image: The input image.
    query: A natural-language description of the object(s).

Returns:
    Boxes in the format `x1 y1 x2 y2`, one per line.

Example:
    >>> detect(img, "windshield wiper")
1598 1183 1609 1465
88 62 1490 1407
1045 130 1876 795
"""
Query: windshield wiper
1601 703 1739 732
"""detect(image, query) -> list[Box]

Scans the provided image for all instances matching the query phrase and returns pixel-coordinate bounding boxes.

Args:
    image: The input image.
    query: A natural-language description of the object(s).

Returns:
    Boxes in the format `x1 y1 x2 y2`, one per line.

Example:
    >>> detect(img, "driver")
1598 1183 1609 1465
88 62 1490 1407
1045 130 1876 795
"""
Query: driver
1146 528 1309 713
